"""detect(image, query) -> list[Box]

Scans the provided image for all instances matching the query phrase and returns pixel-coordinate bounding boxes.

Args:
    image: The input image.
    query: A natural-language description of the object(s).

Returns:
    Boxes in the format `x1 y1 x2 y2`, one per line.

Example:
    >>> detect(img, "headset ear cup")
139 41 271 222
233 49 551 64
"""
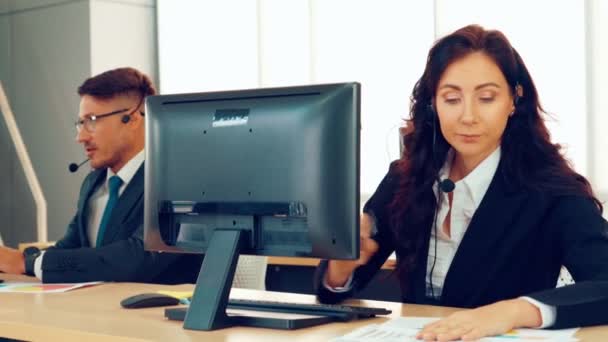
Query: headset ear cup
514 84 523 106
121 115 131 124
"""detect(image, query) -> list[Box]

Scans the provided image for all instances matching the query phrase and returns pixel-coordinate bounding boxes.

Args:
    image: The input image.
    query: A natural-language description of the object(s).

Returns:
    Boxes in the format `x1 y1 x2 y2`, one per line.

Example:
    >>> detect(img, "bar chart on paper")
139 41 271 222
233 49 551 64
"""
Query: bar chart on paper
0 282 101 293
331 317 579 342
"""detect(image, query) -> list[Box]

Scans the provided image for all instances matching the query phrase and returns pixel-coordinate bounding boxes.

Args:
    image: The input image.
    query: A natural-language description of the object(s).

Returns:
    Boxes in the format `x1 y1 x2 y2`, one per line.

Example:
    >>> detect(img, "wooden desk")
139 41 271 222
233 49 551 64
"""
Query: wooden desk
268 256 397 269
0 275 606 341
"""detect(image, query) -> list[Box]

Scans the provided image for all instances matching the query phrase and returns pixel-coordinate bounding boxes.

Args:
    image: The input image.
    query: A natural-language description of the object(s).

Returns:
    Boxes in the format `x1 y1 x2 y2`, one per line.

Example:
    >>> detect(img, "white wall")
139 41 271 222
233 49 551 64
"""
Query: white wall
0 91 12 246
0 13 9 91
1 0 91 245
0 14 11 240
90 0 157 80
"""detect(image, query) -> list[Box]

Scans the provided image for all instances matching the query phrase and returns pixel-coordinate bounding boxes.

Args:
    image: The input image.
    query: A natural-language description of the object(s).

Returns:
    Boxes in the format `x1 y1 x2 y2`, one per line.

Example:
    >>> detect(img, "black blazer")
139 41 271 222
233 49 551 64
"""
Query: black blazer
42 164 203 284
316 162 608 329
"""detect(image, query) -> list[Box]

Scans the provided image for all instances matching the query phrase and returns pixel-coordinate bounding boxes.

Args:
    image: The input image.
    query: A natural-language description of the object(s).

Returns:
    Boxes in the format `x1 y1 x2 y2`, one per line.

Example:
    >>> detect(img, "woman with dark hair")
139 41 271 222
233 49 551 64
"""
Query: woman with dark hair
315 24 608 340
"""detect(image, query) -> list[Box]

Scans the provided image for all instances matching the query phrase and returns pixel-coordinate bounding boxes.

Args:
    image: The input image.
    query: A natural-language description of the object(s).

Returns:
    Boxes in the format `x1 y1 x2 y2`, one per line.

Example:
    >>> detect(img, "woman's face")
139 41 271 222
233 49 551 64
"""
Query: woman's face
435 52 514 164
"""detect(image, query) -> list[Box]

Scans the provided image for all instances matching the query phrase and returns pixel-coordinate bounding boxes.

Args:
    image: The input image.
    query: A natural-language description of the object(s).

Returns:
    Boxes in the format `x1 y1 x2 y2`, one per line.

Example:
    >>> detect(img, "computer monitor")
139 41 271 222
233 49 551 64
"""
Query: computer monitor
144 82 360 330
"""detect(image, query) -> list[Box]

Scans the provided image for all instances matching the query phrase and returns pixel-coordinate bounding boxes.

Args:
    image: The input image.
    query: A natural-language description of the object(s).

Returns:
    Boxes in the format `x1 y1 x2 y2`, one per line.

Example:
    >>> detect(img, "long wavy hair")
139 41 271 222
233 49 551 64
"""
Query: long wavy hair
390 24 602 284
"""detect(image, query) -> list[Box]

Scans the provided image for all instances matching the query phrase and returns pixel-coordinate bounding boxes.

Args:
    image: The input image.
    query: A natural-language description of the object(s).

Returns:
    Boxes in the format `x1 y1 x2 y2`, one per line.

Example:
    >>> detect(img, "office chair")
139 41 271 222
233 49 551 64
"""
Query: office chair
233 255 268 290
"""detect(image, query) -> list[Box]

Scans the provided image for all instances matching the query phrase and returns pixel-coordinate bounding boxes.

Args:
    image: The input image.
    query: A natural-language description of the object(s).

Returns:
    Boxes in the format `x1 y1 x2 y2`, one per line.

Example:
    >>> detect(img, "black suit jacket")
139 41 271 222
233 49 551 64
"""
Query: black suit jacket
316 162 608 329
42 164 203 284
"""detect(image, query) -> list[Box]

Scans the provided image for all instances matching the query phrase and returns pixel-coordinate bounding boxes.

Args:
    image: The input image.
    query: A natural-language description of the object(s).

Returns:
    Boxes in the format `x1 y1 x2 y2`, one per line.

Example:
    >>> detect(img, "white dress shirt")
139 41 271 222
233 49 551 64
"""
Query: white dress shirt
325 146 556 327
34 150 145 279
426 147 499 297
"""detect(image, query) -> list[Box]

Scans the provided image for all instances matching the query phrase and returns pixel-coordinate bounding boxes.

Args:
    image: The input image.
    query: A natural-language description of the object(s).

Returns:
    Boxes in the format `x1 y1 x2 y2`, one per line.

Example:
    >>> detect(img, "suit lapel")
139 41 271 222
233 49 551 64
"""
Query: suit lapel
440 164 528 306
100 164 144 245
409 219 433 302
78 169 107 247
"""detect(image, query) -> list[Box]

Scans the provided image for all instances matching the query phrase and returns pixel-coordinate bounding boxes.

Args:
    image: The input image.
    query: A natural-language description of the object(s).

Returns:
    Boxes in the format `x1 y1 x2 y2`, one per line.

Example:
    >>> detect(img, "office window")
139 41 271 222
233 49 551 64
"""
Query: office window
436 0 587 175
258 0 312 87
158 1 595 200
157 1 259 93
310 1 434 198
158 1 433 199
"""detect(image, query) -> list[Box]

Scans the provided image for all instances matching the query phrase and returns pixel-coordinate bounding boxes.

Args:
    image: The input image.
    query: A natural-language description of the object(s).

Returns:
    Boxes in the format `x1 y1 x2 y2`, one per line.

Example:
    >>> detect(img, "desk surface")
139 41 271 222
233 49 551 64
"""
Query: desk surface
0 275 606 342
267 256 397 269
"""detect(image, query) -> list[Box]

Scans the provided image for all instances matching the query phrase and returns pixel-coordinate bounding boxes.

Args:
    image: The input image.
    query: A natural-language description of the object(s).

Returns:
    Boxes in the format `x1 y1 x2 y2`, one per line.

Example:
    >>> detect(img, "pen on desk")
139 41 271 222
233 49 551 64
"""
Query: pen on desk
179 298 191 305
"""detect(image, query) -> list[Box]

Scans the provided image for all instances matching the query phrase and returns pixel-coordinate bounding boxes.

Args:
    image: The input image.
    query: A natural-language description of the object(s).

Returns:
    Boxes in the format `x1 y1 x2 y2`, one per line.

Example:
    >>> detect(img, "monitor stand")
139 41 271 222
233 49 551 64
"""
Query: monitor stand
165 228 336 331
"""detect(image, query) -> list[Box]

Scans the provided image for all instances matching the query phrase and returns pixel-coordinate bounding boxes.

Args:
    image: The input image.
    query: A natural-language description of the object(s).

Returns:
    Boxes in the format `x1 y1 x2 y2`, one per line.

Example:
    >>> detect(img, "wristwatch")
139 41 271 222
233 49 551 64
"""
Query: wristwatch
23 246 41 276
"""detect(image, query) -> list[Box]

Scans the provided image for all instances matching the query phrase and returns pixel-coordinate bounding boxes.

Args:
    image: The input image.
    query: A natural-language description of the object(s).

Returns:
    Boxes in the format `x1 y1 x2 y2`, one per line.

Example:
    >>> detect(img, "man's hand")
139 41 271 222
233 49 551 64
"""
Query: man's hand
0 247 25 274
416 299 542 341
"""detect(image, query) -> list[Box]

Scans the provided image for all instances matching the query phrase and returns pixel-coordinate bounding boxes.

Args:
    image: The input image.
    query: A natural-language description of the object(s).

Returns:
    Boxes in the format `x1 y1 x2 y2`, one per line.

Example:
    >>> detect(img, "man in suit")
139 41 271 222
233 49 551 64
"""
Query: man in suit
0 67 202 283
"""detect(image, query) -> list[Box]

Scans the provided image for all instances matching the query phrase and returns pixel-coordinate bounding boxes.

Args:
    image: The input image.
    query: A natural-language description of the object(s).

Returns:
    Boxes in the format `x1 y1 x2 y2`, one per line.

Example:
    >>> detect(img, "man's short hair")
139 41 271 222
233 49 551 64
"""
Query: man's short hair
77 67 157 99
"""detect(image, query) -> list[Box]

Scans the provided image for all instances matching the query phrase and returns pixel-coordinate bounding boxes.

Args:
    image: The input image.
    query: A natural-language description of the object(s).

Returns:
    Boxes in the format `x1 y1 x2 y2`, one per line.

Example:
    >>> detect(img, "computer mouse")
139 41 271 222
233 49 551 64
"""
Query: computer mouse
120 293 181 309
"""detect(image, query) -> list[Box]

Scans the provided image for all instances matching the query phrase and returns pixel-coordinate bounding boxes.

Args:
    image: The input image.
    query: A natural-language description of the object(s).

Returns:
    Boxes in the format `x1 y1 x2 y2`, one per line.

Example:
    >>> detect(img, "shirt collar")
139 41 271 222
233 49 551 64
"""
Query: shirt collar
438 146 501 208
106 149 145 187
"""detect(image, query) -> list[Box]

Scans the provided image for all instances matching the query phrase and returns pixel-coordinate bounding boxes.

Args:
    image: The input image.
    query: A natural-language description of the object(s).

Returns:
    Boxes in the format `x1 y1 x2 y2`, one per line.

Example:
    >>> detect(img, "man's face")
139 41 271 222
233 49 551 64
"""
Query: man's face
76 94 141 172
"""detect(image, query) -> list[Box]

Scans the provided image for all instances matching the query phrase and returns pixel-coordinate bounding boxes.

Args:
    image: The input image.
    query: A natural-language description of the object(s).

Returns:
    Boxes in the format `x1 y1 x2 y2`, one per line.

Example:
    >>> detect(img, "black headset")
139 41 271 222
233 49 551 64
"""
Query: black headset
426 101 448 300
511 48 523 109
513 83 523 106
120 95 146 124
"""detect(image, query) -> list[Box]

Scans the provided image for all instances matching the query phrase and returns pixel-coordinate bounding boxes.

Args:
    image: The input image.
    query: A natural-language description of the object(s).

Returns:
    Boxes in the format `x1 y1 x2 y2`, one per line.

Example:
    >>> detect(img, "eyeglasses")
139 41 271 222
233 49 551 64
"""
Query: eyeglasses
75 108 130 133
75 96 145 133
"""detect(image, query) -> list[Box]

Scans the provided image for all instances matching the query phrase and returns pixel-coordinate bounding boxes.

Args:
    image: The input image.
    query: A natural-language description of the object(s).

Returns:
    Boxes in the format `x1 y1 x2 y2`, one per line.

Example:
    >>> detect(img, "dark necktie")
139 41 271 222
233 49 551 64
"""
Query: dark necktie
96 175 123 247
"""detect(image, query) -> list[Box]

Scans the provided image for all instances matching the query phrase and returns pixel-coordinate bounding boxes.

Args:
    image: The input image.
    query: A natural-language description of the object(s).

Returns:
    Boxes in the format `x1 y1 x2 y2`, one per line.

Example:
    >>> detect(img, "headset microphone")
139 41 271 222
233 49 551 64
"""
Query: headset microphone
68 159 89 173
439 178 455 193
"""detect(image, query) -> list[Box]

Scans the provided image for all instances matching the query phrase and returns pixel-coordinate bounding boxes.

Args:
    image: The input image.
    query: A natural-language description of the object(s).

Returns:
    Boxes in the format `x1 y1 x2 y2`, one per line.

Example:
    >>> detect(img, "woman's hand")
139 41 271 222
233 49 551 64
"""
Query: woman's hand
325 213 379 287
416 299 542 341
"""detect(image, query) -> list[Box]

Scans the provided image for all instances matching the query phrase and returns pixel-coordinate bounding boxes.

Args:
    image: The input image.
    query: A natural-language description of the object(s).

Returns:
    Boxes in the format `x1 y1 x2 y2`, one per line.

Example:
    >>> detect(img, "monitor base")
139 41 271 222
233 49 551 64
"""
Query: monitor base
166 307 336 330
